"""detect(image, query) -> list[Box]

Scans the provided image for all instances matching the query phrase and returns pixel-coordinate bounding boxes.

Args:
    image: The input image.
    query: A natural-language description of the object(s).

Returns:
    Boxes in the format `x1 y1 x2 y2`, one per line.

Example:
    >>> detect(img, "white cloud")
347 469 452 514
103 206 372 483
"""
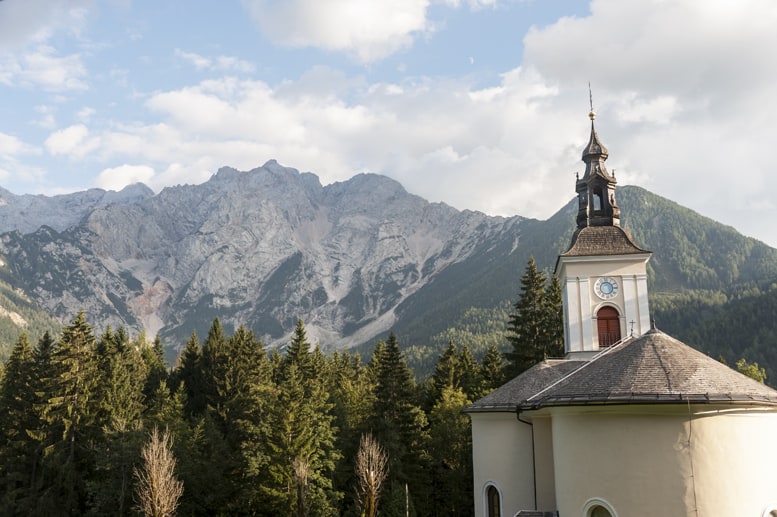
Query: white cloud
242 0 431 63
175 49 257 74
523 0 777 110
0 45 88 91
0 133 37 157
77 107 96 123
175 49 212 70
96 164 155 191
45 124 100 158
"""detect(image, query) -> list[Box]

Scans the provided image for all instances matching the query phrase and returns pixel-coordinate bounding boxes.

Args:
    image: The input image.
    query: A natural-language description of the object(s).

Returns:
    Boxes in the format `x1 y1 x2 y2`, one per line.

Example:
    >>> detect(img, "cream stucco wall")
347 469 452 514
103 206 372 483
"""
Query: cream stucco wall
548 405 777 517
470 412 534 517
532 415 556 511
690 407 777 516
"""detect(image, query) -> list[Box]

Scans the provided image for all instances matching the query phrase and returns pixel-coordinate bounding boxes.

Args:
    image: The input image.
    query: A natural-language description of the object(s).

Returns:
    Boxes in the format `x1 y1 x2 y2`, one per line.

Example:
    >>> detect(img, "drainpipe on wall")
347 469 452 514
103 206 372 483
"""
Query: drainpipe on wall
516 408 538 511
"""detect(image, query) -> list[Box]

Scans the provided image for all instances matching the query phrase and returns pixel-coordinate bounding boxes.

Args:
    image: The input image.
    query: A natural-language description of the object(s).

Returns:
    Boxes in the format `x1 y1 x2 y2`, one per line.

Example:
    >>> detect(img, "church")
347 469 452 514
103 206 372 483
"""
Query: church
465 111 777 517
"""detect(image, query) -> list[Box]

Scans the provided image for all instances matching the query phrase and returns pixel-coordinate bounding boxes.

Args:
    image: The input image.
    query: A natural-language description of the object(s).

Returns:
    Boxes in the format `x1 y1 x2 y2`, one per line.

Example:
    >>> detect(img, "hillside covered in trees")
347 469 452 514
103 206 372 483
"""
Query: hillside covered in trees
0 313 504 516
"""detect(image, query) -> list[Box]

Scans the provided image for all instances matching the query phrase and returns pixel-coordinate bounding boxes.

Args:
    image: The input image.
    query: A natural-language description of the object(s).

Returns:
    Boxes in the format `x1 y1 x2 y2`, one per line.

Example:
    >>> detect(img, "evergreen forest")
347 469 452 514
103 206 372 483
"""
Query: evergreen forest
0 312 509 516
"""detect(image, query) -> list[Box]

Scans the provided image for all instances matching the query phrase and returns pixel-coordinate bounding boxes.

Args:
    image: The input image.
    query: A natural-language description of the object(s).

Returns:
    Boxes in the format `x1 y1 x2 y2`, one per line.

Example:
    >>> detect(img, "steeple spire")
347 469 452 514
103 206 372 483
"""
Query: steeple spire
575 107 620 229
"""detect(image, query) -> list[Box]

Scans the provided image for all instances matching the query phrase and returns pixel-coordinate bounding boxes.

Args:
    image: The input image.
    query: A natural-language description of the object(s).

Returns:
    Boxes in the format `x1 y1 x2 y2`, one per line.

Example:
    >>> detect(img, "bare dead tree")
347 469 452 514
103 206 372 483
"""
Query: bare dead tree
292 456 311 517
354 432 389 517
134 426 184 517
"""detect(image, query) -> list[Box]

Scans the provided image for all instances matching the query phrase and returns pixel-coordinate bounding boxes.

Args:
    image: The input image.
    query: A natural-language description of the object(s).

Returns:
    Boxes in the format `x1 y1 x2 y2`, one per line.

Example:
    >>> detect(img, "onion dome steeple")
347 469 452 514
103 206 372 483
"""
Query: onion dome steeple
575 110 620 228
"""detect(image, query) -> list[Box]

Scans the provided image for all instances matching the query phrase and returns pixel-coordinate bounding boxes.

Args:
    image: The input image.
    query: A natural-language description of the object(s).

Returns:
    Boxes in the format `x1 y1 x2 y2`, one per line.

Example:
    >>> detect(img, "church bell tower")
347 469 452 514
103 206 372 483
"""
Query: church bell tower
555 110 652 359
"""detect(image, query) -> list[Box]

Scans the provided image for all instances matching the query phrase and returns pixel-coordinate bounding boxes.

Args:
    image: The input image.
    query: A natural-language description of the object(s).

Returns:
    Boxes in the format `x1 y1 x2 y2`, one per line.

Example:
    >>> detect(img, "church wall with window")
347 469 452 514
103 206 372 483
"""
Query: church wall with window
470 412 535 517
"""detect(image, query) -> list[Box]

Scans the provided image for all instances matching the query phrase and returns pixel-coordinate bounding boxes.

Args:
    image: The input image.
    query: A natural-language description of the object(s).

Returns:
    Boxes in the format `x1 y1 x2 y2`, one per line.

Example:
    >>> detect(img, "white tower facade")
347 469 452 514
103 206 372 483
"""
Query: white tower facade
555 112 652 359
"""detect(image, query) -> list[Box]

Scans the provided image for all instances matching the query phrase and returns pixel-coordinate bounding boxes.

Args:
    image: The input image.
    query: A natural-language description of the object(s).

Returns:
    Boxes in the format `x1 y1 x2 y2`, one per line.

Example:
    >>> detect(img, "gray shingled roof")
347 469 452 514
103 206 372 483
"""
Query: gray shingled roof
464 360 585 413
466 329 777 414
526 329 777 407
561 225 649 257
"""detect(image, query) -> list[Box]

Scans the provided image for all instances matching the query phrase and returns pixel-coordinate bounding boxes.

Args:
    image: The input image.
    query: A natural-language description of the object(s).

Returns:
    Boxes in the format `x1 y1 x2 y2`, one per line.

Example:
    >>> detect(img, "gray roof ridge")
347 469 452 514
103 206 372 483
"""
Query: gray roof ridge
525 335 635 403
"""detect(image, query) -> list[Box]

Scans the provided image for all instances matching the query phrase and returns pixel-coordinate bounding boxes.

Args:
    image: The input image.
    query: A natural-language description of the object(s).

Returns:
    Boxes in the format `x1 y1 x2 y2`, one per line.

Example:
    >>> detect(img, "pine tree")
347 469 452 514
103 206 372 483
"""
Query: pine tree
43 311 101 513
222 324 274 511
141 334 168 401
89 326 147 514
175 331 204 416
283 318 312 379
0 334 37 511
200 317 229 416
480 343 506 394
458 342 483 401
263 360 341 515
326 351 375 515
428 387 473 516
328 351 376 515
505 257 552 377
369 333 430 515
429 341 459 407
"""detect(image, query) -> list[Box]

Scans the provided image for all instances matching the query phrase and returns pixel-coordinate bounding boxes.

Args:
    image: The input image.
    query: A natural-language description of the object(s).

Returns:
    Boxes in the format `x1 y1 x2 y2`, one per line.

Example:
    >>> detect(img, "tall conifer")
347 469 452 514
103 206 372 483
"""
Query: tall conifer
505 257 551 376
44 311 101 513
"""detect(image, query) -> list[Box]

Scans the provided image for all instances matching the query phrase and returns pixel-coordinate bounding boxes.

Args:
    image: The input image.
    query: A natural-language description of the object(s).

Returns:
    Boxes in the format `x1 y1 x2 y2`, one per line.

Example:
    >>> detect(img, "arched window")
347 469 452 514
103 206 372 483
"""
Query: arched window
583 498 617 517
485 484 501 517
592 188 603 211
597 306 621 347
589 505 612 517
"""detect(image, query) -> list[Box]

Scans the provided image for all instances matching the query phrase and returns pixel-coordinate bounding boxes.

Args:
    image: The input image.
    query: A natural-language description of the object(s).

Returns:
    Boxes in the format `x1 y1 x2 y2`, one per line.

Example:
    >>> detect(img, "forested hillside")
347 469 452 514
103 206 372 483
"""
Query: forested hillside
390 186 777 382
0 314 500 516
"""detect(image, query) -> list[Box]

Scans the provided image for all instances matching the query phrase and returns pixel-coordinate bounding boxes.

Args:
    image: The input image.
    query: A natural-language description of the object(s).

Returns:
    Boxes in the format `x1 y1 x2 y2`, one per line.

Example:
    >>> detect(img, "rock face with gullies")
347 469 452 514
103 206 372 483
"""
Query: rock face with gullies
0 161 521 349
0 183 154 234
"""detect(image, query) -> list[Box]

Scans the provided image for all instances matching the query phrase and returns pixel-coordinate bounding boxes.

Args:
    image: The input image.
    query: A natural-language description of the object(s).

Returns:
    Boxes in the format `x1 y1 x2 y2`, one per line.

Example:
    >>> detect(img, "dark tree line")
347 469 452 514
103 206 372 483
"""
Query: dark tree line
0 311 510 516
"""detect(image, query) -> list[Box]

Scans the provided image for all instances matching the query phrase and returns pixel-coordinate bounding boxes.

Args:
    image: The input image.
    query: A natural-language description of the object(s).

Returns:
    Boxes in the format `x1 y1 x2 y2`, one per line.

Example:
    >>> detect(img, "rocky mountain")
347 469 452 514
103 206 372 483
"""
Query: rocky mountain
1 160 776 360
0 161 522 350
0 183 154 234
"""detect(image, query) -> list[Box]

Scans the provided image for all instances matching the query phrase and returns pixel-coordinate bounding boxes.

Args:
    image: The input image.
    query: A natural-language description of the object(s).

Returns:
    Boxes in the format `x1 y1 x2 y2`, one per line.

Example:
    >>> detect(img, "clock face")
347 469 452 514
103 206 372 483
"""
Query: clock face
595 276 619 299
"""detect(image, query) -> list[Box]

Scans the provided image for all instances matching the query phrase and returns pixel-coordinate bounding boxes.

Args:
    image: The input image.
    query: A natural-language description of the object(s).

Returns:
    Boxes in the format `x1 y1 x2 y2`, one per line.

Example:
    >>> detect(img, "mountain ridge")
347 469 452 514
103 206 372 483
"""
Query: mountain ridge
0 161 519 350
0 161 775 362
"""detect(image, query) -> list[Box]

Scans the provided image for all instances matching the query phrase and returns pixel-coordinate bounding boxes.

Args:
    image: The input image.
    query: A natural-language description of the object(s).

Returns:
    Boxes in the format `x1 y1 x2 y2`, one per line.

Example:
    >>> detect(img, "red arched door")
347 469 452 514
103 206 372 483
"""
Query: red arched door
597 306 621 347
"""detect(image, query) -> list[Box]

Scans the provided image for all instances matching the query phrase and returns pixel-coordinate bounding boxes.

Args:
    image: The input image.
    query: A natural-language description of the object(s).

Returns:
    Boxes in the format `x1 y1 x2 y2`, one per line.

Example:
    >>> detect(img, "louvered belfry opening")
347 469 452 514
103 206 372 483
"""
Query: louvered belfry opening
597 306 621 347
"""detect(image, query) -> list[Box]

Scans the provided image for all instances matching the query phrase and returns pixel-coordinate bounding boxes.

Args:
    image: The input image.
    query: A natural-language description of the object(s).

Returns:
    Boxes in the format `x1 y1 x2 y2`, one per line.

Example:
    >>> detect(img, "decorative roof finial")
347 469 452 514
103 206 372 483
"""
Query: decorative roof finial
588 82 596 120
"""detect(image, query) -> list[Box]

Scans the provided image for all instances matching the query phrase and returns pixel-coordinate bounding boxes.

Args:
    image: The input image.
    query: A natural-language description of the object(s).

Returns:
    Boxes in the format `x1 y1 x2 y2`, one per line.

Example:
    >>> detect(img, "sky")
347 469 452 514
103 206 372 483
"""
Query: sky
1 1 777 247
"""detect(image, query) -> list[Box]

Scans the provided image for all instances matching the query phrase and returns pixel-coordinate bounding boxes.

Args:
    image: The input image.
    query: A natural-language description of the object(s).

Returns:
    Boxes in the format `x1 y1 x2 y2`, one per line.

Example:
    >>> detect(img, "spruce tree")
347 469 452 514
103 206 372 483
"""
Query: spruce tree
428 387 473 516
480 343 506 393
283 318 312 379
175 331 204 416
44 311 101 513
223 325 274 511
458 342 483 401
0 334 37 511
544 273 565 358
263 359 341 515
200 317 229 416
504 257 551 377
328 351 376 515
89 326 147 514
369 333 430 515
141 334 168 401
429 341 459 407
